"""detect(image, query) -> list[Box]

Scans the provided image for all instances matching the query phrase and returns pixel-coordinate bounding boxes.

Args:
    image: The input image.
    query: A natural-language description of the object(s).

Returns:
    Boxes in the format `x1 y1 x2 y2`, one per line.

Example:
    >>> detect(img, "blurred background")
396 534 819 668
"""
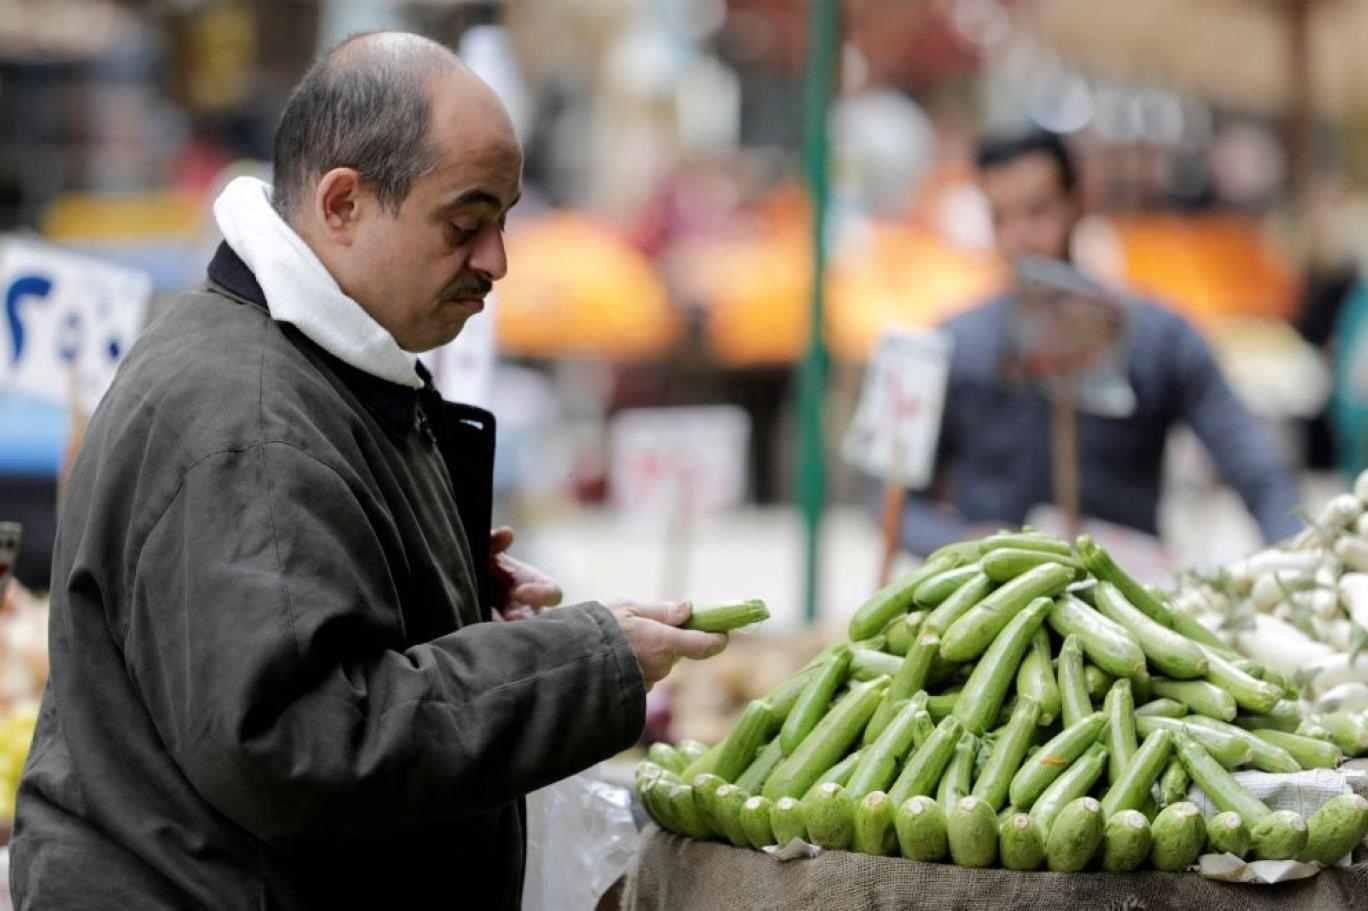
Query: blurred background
3 0 1368 747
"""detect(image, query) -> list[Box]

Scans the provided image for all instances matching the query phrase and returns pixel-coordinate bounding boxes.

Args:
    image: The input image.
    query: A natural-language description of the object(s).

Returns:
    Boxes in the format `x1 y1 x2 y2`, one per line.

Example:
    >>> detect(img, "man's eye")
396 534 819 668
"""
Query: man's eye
448 223 479 244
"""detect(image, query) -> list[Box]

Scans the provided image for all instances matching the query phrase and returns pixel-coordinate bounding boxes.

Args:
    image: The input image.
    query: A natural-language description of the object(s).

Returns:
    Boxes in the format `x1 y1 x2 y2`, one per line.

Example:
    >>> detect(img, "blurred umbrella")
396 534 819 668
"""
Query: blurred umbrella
495 214 680 360
699 223 1004 365
1105 215 1298 325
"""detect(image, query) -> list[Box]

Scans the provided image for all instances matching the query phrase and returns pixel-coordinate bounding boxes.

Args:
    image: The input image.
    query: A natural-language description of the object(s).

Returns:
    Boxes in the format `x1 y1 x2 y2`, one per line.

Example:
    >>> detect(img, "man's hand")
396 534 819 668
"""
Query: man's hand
490 527 563 621
609 601 728 691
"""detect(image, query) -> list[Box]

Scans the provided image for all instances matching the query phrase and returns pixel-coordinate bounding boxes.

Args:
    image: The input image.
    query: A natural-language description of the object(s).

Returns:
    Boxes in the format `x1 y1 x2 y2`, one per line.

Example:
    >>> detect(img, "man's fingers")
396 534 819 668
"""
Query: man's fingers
662 626 728 661
490 527 515 555
622 601 692 627
512 582 562 609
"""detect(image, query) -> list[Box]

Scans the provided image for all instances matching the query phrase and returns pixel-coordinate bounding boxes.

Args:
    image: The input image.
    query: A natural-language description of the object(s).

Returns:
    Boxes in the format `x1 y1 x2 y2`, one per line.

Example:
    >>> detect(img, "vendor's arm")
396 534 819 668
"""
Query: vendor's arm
124 442 650 846
1172 317 1301 542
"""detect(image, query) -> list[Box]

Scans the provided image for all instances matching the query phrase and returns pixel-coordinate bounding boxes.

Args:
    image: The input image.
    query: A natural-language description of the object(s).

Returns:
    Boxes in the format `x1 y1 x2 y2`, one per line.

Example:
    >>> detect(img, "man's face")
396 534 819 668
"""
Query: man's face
980 152 1078 264
338 72 523 353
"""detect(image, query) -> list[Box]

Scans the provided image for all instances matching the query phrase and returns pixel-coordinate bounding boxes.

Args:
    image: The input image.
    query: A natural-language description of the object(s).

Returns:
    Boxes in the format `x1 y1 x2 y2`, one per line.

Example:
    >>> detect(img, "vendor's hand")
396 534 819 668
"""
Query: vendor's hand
610 601 728 691
490 527 563 621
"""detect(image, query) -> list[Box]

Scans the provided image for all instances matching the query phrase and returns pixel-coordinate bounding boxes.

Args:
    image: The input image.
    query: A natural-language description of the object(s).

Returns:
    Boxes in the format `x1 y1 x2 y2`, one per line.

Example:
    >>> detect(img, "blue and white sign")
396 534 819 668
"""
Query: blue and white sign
1 237 151 415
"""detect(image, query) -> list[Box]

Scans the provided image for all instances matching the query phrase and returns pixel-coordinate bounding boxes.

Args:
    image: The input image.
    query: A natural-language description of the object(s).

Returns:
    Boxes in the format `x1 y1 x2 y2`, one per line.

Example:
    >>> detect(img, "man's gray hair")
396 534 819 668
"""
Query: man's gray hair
271 33 458 218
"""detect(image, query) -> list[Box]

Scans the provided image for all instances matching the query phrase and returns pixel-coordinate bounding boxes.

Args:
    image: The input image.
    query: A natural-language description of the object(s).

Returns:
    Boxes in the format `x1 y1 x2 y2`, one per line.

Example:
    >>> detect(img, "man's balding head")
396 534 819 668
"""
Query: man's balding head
268 31 522 353
272 32 497 218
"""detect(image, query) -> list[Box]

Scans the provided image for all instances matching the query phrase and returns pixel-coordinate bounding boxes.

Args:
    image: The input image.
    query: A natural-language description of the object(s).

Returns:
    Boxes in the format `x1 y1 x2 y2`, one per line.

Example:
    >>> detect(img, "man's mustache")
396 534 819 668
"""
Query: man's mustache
444 275 492 299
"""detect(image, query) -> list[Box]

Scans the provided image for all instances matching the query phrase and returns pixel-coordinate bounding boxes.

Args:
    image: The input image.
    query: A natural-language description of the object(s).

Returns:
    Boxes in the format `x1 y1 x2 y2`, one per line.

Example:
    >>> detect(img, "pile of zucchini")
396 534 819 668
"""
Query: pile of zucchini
635 531 1368 874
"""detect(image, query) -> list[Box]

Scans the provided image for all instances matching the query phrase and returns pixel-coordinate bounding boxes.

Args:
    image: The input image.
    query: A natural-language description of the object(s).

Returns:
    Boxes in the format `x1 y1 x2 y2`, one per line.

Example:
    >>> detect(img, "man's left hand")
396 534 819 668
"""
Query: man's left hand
490 527 563 621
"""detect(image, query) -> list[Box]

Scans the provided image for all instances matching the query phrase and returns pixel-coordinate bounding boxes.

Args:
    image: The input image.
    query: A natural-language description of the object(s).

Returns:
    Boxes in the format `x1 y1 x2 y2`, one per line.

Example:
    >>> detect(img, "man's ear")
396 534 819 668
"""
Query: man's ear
313 168 365 246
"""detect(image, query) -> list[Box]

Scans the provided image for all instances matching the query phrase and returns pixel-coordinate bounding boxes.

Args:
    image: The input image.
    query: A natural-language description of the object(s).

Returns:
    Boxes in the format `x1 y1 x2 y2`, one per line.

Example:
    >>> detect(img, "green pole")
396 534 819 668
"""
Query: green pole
798 0 839 625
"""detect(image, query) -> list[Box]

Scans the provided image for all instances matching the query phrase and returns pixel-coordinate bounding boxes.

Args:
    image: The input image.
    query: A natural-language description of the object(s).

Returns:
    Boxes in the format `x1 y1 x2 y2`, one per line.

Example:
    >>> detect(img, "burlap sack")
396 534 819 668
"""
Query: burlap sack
625 827 1368 911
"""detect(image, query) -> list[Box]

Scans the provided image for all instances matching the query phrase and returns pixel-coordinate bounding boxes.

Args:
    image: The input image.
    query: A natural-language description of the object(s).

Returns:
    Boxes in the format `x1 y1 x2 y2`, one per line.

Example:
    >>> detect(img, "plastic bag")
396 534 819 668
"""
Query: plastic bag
522 765 639 911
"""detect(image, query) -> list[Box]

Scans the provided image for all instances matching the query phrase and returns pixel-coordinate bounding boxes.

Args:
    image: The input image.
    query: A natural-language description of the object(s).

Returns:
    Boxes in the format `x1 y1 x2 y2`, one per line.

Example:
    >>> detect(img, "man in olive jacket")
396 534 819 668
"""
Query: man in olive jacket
11 33 726 910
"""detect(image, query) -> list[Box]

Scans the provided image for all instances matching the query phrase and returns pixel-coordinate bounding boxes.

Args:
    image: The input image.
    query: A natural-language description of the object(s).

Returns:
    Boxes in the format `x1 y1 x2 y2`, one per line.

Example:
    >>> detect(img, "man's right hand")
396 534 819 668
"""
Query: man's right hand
609 601 728 691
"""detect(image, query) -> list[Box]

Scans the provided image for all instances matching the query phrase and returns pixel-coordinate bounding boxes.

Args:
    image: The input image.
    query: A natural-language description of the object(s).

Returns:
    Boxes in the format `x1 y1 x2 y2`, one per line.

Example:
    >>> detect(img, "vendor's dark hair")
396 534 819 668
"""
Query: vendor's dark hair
271 33 456 217
975 128 1078 193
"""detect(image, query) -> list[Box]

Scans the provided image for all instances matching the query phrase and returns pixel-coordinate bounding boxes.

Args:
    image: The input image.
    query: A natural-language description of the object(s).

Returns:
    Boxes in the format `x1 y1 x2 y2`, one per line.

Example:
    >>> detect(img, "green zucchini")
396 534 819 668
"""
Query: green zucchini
982 548 1081 583
685 599 770 633
716 700 780 781
1150 801 1204 872
938 732 979 813
1199 646 1283 715
1158 758 1190 808
1251 729 1342 769
1301 793 1368 864
803 782 856 850
1171 732 1270 823
712 784 752 847
1084 665 1114 702
1057 635 1093 729
735 738 787 795
649 742 687 774
1251 810 1308 861
947 796 998 868
739 795 775 850
914 565 983 607
1009 712 1106 810
779 646 851 755
889 715 966 806
770 796 807 846
1045 797 1105 872
941 563 1075 662
1029 742 1108 838
849 698 929 800
972 698 1041 812
1047 594 1147 679
1152 679 1237 723
1102 809 1152 873
852 790 898 856
763 677 888 801
1135 698 1187 719
953 596 1052 734
923 571 994 639
1206 811 1250 858
849 556 955 642
883 610 924 656
1099 728 1173 820
1000 812 1046 870
1093 582 1207 680
1184 716 1300 774
1017 628 1062 725
895 795 948 862
1103 679 1138 786
1137 715 1253 770
1233 700 1302 734
677 739 709 765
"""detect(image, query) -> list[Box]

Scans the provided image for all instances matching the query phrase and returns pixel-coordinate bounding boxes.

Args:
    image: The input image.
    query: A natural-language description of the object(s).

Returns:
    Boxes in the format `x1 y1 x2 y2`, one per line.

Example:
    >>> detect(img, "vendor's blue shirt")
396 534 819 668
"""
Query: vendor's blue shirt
901 295 1301 553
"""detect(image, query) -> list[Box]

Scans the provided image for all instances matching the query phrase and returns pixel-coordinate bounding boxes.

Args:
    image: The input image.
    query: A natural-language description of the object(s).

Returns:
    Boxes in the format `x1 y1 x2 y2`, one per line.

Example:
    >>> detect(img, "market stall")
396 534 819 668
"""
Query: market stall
627 510 1368 908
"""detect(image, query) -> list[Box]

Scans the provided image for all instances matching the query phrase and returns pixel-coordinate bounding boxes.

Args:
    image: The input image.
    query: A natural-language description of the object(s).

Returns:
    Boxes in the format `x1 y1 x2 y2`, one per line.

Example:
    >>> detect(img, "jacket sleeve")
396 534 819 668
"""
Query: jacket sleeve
1171 318 1302 543
124 441 645 845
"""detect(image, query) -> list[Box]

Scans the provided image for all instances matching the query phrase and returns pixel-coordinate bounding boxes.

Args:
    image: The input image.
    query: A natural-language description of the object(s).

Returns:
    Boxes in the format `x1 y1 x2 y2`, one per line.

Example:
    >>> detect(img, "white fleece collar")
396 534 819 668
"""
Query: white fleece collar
212 176 423 389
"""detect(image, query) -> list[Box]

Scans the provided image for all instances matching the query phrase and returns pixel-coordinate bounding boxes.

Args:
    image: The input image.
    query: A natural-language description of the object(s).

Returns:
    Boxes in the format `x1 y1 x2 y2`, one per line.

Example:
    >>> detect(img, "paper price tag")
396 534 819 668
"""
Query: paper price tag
842 329 953 489
609 406 751 515
0 237 151 414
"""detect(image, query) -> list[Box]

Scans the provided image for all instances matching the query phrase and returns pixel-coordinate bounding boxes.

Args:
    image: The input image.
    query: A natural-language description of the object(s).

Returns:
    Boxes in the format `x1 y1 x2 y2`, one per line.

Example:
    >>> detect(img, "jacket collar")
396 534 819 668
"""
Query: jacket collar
207 241 428 434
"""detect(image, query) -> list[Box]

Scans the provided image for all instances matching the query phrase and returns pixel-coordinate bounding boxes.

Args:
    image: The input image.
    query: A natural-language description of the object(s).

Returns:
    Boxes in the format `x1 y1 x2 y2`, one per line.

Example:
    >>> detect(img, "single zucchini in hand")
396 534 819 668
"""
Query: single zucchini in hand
685 599 770 632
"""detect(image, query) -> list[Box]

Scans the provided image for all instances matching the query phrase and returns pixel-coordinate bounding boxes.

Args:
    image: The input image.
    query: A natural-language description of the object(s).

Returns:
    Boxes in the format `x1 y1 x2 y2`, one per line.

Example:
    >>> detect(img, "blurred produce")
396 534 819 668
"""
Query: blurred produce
1169 471 1368 711
1111 216 1298 326
495 214 681 360
637 529 1368 874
